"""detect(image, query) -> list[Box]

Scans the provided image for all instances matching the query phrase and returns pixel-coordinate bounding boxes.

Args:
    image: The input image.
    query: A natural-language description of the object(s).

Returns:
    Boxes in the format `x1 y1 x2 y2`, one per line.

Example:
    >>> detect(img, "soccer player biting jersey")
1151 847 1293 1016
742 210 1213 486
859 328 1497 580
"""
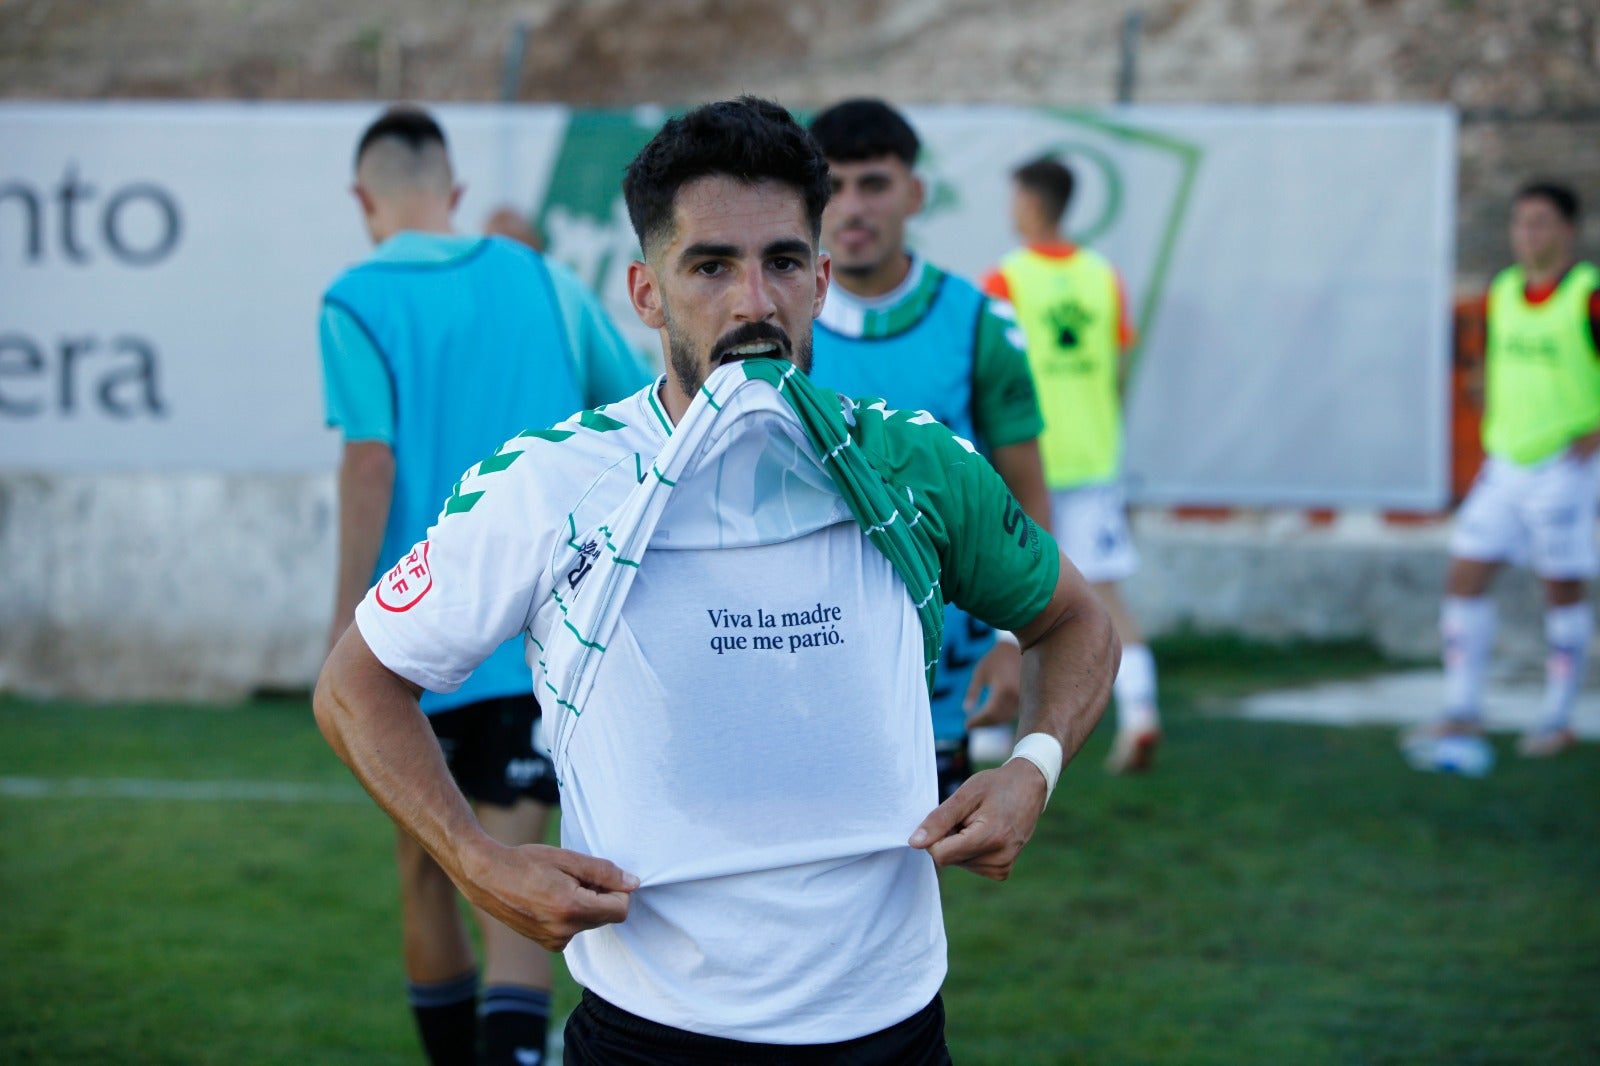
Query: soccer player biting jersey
315 96 1119 1064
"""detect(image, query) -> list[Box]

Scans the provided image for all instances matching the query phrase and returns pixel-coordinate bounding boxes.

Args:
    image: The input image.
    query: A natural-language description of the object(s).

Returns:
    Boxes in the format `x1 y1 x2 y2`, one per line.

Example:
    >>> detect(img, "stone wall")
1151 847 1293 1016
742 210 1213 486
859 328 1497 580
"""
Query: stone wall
4 0 1597 281
0 473 1562 701
0 473 335 701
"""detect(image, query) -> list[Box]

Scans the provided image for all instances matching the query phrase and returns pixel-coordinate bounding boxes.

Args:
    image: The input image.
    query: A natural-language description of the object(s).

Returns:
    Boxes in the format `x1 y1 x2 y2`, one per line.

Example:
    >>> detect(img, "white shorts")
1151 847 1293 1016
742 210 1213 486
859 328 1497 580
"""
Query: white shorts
1450 451 1600 579
1050 481 1138 584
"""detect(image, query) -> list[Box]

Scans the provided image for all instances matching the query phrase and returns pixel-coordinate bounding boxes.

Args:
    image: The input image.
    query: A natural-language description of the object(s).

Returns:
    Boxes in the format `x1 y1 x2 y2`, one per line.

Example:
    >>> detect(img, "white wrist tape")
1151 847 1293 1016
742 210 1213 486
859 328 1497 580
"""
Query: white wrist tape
1006 732 1063 803
993 629 1020 647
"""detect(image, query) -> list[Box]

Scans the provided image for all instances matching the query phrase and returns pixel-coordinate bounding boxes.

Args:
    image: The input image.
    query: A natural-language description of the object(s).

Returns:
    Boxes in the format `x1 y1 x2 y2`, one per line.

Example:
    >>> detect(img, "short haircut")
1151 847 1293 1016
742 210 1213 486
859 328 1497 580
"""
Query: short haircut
1514 180 1580 224
355 106 447 168
623 96 832 257
353 106 453 194
1013 156 1075 225
807 98 920 166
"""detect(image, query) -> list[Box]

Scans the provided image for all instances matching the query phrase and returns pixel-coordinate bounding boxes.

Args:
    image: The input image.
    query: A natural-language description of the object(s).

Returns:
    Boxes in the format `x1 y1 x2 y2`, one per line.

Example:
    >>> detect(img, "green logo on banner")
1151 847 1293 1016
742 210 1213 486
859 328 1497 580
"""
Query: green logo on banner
537 110 661 295
532 107 1202 387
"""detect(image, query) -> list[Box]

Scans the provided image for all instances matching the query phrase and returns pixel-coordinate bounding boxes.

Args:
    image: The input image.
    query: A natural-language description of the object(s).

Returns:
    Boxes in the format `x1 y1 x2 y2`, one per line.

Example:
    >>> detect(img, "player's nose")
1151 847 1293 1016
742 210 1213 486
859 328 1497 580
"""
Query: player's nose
731 268 778 321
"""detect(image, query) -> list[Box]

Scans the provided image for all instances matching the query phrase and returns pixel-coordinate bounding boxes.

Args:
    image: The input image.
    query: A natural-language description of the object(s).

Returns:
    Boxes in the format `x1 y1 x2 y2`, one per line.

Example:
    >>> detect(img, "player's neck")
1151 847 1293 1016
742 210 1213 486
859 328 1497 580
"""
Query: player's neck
833 251 912 300
1522 256 1573 290
1018 221 1062 247
372 198 456 243
658 378 688 426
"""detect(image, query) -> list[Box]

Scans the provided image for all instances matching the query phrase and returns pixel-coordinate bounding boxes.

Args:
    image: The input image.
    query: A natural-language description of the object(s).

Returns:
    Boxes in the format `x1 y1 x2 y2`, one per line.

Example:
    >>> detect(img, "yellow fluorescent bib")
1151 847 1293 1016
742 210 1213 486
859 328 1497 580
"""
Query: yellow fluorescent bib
1483 262 1600 465
999 247 1124 487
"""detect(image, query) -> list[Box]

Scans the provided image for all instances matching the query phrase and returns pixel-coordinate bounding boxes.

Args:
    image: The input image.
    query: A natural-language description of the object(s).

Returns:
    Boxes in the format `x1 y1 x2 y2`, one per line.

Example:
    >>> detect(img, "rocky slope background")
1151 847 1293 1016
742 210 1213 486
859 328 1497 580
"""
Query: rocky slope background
3 0 1598 283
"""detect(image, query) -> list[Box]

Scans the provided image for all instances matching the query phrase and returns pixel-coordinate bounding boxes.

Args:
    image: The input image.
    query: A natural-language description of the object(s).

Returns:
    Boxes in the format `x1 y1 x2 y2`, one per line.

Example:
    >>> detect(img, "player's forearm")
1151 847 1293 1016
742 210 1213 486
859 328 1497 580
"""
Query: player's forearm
314 629 494 881
1013 556 1119 762
330 442 396 648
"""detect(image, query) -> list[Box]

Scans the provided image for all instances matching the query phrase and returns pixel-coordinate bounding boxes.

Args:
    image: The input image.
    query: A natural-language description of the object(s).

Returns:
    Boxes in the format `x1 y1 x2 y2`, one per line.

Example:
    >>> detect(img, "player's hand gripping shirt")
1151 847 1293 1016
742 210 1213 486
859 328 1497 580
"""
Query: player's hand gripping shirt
356 360 1058 1043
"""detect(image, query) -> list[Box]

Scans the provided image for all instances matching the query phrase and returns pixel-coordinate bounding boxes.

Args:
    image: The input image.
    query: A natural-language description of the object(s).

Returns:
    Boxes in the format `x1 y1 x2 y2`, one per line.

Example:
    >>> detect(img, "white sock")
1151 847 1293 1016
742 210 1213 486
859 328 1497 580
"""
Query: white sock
1113 643 1159 733
1441 596 1496 721
1540 603 1592 730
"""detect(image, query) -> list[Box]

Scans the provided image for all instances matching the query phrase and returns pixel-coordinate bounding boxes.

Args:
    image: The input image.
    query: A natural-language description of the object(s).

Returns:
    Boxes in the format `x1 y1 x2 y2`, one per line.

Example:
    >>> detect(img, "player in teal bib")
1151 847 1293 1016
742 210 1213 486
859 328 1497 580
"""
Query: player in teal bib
319 106 649 1066
809 99 1048 797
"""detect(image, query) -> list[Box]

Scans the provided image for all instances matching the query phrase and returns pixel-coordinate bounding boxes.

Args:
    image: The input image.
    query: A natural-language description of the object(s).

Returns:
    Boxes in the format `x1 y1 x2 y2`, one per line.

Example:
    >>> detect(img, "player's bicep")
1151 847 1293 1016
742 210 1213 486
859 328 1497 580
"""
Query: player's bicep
1011 548 1098 651
934 435 1060 632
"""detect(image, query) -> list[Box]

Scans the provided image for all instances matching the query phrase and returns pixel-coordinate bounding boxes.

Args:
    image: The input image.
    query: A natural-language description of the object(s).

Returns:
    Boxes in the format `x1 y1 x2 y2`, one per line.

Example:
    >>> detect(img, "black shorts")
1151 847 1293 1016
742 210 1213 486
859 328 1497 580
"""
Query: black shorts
429 695 557 808
563 989 952 1066
935 737 972 802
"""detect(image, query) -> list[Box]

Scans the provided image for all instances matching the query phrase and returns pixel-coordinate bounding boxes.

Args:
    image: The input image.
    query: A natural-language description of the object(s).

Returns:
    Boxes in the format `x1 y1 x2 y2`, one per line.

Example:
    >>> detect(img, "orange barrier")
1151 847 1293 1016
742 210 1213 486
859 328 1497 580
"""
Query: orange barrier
1450 294 1486 503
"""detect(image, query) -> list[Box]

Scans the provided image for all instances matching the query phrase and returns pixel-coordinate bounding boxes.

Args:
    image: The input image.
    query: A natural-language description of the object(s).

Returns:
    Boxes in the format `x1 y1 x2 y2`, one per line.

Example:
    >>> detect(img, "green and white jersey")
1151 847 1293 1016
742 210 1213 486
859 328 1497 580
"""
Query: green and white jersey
813 255 1045 739
355 362 1058 1043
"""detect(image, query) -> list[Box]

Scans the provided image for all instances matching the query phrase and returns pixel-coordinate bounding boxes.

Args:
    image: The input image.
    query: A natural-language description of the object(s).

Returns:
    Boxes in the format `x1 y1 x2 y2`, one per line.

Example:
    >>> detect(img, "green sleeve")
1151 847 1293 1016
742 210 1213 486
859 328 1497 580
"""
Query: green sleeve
971 299 1044 450
319 301 395 444
546 260 653 406
857 406 1059 632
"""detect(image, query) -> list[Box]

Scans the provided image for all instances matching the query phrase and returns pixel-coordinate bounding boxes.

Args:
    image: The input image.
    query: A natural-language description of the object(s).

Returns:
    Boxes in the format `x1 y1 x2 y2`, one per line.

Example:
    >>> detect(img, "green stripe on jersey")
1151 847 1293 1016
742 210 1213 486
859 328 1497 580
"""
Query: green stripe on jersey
855 263 947 339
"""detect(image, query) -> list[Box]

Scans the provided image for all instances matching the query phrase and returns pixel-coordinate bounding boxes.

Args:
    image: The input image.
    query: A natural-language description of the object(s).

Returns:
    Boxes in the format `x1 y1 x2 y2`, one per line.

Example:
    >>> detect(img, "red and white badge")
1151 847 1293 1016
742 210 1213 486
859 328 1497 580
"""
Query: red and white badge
376 541 433 612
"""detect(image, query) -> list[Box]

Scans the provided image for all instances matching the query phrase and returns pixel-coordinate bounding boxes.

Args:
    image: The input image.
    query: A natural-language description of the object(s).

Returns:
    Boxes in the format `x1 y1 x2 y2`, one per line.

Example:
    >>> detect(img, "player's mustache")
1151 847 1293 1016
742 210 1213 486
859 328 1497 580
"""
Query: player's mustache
711 322 792 363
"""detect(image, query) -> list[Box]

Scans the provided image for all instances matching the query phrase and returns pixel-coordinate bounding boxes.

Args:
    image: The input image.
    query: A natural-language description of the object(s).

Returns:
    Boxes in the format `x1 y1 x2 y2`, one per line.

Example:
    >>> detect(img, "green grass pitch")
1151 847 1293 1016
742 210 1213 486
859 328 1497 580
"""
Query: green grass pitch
2 636 1597 1064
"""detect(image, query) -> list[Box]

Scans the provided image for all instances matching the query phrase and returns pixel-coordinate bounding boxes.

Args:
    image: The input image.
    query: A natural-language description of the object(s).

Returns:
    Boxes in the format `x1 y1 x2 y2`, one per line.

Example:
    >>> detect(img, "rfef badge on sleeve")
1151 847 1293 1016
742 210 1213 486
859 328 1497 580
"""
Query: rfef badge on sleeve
376 541 433 613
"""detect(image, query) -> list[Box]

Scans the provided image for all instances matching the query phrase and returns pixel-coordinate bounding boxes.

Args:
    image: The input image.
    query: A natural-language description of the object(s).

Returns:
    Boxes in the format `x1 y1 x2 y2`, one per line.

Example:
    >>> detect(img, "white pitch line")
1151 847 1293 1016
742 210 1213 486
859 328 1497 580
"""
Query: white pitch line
0 776 368 803
1230 670 1600 739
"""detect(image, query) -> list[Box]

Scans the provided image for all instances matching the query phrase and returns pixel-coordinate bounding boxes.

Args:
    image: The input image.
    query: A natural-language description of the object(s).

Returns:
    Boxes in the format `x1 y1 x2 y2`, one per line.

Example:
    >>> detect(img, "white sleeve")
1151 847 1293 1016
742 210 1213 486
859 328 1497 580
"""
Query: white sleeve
355 434 557 695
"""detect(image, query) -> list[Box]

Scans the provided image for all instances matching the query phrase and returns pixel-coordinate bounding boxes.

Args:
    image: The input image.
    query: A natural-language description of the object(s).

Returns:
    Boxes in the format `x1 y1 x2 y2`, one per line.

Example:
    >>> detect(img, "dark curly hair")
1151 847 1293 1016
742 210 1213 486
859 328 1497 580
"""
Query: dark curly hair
623 96 831 256
807 98 920 166
1514 180 1580 224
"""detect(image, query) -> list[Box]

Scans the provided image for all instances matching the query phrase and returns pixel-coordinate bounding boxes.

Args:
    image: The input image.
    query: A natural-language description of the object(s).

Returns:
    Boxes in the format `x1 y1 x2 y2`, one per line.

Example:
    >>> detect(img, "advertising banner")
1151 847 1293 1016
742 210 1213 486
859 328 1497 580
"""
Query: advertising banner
0 102 1454 507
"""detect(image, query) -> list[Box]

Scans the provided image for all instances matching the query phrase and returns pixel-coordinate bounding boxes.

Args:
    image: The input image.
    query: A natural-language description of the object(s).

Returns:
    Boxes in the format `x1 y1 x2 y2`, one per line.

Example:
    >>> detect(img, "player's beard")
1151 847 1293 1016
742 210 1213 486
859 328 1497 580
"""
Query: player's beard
665 317 812 398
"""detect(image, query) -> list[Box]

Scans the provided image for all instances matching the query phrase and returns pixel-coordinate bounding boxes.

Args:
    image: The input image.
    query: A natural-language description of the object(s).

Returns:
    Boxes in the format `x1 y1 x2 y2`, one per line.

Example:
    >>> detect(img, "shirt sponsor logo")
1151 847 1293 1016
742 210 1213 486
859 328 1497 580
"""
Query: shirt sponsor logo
505 757 551 787
376 541 433 612
566 538 600 589
1002 496 1041 559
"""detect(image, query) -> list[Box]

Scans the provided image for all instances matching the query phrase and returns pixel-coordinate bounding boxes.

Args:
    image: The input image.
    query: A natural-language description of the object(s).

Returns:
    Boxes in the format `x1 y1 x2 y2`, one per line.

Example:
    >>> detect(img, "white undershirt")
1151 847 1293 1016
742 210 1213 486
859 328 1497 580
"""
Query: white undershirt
816 254 927 335
559 523 946 1043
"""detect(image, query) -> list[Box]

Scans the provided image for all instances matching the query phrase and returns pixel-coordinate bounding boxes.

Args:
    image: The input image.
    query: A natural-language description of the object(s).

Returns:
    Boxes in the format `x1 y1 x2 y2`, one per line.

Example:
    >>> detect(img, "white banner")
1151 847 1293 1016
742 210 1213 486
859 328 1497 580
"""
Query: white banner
0 102 1455 507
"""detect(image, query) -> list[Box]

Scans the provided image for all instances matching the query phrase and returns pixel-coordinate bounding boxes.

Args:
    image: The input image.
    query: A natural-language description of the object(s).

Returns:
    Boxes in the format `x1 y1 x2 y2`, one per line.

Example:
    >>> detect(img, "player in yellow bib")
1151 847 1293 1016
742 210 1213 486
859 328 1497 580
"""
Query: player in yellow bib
983 156 1162 774
1405 181 1600 766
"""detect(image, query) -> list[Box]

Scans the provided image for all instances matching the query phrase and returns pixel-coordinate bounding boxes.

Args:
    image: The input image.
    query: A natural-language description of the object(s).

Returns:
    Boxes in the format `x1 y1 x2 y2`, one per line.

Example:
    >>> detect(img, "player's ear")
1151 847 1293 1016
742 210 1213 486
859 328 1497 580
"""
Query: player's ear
628 259 666 330
909 173 927 216
448 184 465 212
351 183 376 218
813 251 831 319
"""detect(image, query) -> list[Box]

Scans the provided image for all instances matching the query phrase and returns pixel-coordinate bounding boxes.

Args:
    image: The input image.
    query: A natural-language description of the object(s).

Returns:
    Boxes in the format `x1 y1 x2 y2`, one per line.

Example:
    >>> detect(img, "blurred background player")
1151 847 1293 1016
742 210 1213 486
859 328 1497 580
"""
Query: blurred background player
807 98 1052 801
1405 180 1600 765
319 105 648 1066
983 156 1162 774
483 204 547 252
